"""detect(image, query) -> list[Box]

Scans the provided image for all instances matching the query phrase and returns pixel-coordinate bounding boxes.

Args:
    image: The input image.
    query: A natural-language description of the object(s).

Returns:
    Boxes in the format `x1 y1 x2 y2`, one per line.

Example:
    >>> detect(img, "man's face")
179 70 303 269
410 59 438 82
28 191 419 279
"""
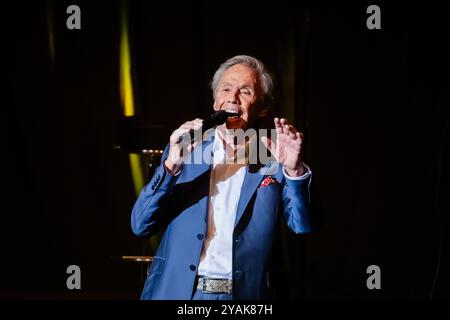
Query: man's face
213 64 267 130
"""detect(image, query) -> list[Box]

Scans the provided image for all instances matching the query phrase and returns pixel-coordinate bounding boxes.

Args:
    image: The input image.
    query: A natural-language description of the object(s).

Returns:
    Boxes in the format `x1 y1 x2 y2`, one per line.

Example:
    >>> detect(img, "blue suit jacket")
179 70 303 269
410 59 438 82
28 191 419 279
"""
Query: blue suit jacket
131 131 313 300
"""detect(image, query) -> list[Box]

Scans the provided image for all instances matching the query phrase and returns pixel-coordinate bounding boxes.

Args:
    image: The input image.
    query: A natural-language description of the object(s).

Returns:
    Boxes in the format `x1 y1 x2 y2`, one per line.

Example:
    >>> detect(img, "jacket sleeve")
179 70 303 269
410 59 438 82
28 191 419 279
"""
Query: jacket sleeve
280 167 314 234
131 144 180 237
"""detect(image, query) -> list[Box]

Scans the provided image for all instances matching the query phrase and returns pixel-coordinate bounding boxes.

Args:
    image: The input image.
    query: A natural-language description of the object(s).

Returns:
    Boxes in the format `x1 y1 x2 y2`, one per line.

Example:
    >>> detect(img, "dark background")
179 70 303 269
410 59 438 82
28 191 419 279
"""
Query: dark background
3 1 449 299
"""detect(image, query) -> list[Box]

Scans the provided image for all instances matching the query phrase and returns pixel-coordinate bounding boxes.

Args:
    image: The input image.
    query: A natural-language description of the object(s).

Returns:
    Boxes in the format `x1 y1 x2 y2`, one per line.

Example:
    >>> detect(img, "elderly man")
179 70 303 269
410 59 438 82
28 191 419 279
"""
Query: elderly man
131 55 314 300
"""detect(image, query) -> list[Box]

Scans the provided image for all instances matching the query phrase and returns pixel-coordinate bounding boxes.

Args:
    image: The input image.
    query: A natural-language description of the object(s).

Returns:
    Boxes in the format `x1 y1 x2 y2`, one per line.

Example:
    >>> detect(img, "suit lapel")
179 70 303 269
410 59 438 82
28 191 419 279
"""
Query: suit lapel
184 129 275 229
179 131 215 225
179 131 214 183
234 161 273 228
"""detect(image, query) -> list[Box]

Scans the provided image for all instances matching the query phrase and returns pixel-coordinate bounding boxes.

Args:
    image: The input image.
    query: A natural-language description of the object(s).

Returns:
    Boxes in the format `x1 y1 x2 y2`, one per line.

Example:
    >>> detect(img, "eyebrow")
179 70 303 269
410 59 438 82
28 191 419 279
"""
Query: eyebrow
220 82 255 90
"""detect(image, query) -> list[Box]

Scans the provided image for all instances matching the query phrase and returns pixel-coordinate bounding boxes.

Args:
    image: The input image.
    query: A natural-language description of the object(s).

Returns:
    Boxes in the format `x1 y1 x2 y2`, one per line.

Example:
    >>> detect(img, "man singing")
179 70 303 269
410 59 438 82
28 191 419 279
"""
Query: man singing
131 55 314 300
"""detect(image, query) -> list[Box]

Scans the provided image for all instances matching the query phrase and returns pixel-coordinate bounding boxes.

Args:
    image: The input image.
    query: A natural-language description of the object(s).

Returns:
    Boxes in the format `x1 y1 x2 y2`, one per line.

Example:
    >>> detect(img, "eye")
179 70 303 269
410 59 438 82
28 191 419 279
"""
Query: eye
223 88 230 92
241 89 251 95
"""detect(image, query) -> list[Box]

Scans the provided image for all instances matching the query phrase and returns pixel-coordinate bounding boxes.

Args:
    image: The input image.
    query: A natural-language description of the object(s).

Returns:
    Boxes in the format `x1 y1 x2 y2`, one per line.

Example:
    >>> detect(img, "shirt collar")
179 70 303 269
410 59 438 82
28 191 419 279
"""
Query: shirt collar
212 126 258 166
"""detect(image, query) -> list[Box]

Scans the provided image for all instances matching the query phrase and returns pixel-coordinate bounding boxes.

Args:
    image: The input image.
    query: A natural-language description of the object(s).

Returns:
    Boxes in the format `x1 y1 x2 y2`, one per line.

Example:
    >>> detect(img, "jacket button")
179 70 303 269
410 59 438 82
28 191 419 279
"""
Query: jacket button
189 265 196 271
197 234 204 240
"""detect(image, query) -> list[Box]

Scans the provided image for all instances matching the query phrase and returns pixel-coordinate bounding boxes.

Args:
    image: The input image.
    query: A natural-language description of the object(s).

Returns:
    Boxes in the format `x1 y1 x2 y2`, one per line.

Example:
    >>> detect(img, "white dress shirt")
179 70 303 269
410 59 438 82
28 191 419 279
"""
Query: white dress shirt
197 130 311 279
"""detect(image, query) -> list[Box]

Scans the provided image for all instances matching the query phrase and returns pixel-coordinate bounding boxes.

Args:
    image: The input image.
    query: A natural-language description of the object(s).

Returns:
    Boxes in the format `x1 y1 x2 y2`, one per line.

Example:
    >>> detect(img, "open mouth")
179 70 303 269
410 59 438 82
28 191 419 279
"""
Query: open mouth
223 109 241 118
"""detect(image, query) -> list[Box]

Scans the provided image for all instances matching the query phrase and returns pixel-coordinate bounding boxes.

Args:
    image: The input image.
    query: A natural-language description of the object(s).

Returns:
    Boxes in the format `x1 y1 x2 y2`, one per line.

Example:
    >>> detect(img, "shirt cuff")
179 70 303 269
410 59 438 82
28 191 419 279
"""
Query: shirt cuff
163 162 183 176
283 162 311 181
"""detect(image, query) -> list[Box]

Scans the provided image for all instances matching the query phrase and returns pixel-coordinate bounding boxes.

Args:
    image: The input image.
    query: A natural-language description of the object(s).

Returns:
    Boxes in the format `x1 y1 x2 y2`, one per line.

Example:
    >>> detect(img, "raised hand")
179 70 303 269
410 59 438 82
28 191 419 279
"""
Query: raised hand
261 117 305 177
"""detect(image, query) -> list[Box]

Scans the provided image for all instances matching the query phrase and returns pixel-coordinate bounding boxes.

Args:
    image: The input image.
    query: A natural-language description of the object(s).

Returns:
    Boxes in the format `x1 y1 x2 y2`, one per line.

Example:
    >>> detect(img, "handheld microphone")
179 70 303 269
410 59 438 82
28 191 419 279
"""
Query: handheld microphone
176 110 238 144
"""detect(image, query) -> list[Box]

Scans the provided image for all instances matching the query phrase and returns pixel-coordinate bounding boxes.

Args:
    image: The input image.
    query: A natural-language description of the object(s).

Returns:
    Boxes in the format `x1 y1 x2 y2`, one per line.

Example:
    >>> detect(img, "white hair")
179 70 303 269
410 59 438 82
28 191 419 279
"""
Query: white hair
211 55 274 107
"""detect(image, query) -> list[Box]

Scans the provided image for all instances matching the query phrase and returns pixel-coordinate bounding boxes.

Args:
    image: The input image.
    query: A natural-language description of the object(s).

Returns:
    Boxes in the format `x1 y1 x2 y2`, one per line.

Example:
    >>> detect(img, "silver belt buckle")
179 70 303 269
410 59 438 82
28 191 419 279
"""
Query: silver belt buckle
198 277 232 294
201 278 208 292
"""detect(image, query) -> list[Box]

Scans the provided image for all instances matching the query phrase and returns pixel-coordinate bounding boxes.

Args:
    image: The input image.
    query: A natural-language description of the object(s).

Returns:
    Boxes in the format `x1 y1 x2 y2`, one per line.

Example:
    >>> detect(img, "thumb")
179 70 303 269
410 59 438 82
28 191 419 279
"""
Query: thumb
261 136 276 156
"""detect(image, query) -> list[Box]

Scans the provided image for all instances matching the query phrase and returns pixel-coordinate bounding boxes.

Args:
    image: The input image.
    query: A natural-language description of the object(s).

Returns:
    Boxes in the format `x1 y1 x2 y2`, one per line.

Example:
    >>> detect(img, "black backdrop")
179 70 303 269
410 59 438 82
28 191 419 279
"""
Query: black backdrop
3 1 449 299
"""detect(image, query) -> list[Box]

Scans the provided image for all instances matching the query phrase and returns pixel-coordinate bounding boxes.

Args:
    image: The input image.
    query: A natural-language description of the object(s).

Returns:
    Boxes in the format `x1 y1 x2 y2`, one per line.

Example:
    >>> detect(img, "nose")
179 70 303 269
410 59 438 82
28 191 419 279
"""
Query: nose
227 89 239 104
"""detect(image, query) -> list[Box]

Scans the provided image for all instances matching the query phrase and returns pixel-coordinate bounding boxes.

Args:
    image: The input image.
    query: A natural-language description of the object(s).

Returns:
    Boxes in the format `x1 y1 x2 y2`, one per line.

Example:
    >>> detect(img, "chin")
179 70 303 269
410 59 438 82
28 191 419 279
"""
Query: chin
226 118 247 130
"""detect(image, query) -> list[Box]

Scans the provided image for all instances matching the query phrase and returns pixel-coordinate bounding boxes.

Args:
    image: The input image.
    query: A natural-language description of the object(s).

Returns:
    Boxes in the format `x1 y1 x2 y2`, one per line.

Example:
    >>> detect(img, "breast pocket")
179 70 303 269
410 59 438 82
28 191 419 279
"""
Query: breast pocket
256 183 281 208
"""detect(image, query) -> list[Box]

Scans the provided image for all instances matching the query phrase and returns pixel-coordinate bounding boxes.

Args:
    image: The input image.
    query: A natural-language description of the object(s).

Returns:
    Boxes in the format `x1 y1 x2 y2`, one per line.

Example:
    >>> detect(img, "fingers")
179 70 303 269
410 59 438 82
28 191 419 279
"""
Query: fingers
275 118 300 139
168 118 206 165
274 117 284 134
274 117 305 145
179 118 203 131
261 136 277 156
284 125 296 140
170 118 204 144
297 132 304 144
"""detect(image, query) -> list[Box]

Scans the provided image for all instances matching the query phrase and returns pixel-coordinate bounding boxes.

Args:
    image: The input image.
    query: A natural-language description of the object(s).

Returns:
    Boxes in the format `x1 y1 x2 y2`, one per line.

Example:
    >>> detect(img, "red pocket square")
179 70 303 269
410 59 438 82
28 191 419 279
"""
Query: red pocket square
260 176 277 187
